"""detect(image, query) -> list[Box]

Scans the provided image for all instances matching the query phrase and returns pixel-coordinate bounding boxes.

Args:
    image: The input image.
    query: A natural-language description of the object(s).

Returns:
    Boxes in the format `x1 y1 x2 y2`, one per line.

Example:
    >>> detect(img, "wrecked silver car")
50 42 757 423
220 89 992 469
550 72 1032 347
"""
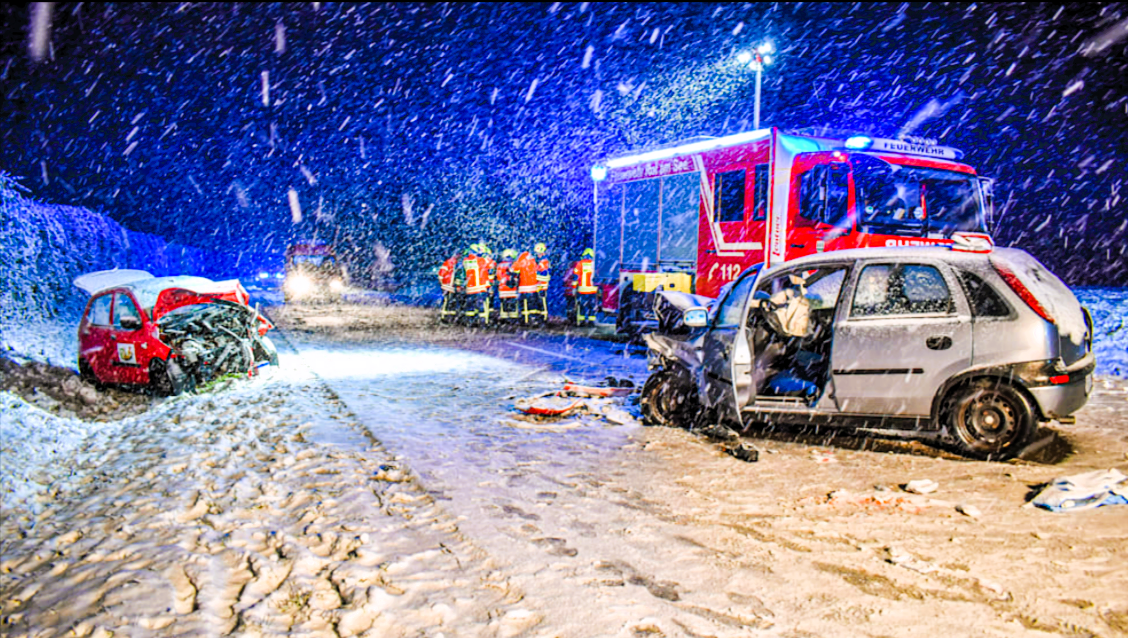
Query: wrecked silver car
75 270 278 395
641 246 1095 460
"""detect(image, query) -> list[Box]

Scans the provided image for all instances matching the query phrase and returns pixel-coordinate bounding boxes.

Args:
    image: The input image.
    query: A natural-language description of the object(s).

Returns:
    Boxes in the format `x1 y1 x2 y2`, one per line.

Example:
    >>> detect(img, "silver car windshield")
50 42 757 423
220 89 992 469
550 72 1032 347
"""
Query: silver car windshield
852 154 986 236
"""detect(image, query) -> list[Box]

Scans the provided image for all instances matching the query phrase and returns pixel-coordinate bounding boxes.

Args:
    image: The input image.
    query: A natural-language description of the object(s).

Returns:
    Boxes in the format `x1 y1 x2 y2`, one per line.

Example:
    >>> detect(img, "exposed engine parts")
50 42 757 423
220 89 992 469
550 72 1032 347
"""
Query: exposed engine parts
157 300 277 387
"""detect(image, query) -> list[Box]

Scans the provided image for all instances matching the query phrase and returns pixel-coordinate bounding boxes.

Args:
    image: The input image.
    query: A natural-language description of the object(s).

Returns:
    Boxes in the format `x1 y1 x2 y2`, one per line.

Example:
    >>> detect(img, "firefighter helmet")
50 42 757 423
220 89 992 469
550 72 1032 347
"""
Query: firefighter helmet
582 248 595 259
502 248 518 260
534 242 547 255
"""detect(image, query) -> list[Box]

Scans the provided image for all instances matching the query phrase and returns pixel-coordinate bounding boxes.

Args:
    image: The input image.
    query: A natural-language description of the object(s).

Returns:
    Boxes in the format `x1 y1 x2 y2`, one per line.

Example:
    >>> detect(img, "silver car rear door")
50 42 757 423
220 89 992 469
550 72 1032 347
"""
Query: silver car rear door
831 259 972 417
699 270 759 427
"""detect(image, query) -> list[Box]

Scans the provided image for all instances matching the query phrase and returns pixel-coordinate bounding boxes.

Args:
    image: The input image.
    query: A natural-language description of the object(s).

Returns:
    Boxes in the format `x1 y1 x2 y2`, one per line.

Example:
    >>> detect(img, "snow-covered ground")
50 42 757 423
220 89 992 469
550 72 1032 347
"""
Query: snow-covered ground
4 300 1128 636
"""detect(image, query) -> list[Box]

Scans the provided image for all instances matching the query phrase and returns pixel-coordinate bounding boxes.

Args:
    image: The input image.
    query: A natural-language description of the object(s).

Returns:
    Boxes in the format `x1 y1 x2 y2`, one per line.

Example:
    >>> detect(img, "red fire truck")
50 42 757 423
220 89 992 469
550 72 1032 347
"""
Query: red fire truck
590 128 996 333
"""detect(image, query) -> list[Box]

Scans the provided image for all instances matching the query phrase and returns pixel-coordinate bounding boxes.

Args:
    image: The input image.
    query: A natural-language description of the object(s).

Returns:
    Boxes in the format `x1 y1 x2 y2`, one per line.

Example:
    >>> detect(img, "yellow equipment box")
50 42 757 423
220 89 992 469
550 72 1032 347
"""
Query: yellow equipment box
632 272 693 293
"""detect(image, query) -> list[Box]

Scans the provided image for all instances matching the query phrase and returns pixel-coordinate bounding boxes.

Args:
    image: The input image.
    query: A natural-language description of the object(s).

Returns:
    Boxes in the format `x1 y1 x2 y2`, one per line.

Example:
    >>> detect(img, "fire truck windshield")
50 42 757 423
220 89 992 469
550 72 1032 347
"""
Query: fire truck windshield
852 154 985 237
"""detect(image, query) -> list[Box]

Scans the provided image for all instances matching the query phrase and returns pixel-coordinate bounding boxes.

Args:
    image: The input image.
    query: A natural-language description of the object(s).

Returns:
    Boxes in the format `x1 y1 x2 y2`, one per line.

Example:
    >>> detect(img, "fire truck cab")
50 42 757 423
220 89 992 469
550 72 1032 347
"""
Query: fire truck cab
590 128 995 333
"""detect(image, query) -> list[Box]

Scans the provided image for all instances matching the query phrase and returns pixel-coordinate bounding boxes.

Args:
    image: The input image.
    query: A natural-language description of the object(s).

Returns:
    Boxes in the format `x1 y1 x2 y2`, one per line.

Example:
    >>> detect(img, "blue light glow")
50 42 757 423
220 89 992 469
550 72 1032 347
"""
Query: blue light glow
845 136 873 149
590 165 608 181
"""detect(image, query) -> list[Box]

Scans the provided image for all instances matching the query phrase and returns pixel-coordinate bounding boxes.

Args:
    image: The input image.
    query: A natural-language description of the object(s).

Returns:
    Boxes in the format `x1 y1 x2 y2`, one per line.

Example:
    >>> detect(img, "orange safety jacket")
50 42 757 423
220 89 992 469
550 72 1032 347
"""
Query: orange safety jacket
438 255 458 293
512 252 540 294
535 255 551 292
572 258 597 294
462 255 492 294
496 259 518 298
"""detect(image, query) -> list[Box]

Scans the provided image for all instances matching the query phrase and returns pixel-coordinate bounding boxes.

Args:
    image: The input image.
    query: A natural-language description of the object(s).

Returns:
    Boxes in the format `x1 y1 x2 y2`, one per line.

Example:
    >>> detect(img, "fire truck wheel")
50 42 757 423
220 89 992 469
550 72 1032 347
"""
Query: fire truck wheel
149 358 191 397
942 378 1035 460
641 365 699 429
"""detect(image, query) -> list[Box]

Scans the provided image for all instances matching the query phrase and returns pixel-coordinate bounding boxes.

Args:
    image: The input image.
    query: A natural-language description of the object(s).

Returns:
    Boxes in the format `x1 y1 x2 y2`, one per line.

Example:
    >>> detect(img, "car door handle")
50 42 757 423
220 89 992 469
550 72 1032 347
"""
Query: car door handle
926 336 952 350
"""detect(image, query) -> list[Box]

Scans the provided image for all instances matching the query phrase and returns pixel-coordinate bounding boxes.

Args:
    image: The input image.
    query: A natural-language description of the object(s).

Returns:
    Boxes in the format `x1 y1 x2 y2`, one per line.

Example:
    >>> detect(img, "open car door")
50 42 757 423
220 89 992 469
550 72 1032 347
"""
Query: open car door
698 270 759 427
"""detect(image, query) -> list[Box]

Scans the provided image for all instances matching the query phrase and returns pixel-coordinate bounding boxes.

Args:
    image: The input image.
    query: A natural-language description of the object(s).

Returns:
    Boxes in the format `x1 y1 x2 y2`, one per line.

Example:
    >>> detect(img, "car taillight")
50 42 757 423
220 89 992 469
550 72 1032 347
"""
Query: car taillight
990 259 1055 324
1049 374 1069 385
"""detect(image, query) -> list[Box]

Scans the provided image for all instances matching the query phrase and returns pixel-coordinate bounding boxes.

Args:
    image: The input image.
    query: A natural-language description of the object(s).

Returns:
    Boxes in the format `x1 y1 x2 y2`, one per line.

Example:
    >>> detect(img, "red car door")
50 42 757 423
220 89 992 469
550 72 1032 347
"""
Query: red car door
109 292 150 385
79 292 118 383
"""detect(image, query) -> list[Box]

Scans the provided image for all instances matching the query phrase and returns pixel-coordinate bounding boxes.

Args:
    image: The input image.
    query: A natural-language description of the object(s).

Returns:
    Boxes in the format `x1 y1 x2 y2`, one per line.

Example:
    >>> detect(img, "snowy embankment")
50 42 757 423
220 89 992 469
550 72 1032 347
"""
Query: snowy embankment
0 189 276 514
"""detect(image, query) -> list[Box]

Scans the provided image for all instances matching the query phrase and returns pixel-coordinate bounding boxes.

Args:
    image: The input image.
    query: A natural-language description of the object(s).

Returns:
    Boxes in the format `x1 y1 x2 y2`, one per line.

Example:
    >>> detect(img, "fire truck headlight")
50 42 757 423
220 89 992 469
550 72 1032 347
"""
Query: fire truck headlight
591 165 608 182
329 278 345 291
286 274 314 296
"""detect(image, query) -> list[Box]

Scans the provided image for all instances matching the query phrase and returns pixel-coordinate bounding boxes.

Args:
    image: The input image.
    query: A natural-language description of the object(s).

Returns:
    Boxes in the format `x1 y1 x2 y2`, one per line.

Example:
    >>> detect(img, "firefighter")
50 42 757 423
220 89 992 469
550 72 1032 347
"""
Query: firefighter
533 242 550 325
461 245 493 326
511 247 541 325
478 243 498 325
563 254 579 324
571 248 599 326
437 249 461 324
495 248 520 322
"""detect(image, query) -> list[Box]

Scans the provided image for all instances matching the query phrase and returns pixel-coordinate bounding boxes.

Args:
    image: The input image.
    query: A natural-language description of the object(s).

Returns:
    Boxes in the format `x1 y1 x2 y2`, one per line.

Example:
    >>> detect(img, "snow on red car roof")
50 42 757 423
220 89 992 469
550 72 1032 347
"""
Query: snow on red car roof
73 269 154 295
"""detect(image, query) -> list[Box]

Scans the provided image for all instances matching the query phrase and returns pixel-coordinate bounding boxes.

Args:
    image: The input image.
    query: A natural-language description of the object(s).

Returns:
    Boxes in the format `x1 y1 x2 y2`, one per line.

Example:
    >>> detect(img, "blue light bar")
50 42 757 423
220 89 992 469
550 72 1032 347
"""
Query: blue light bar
590 165 608 181
603 129 771 169
844 136 873 150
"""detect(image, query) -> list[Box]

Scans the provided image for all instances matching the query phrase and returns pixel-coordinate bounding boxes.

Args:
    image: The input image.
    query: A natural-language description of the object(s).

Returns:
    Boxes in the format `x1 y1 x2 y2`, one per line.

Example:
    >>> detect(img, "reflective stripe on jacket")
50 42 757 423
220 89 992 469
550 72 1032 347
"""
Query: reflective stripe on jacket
464 256 491 294
573 259 597 294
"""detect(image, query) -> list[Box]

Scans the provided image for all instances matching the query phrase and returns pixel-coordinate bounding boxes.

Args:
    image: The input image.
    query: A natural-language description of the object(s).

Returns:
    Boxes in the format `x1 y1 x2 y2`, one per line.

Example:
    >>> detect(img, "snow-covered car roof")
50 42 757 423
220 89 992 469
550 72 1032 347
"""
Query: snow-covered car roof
73 269 154 295
129 276 241 313
74 270 248 315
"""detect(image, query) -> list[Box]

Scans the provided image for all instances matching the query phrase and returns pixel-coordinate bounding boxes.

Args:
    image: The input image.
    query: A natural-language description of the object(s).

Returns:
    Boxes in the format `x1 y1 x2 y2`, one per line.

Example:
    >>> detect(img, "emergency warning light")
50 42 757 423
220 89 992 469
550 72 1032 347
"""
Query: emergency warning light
844 136 874 150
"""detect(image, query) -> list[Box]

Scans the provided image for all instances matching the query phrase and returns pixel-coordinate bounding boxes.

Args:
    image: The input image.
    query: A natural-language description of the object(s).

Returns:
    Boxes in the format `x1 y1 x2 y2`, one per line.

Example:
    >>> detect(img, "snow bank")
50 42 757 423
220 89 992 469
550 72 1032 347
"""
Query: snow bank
0 185 277 369
0 392 127 512
1075 288 1128 378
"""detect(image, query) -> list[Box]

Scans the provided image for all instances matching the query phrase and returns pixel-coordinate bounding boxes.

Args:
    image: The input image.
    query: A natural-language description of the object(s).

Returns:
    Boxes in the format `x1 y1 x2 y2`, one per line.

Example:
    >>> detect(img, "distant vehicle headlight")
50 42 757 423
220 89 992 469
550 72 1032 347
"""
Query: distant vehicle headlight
286 274 314 296
329 279 345 291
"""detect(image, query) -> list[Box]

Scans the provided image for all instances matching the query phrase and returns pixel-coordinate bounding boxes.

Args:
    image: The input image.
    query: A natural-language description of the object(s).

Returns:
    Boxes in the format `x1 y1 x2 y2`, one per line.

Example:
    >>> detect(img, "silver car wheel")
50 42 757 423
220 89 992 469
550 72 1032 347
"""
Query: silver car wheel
641 366 699 428
947 379 1034 460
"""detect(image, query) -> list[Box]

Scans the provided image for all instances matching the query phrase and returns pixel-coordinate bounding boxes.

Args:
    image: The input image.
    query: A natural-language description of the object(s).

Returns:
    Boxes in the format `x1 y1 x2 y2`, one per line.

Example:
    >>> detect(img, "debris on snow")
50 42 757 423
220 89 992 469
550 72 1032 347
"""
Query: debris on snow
956 503 983 518
903 479 940 494
1029 468 1128 512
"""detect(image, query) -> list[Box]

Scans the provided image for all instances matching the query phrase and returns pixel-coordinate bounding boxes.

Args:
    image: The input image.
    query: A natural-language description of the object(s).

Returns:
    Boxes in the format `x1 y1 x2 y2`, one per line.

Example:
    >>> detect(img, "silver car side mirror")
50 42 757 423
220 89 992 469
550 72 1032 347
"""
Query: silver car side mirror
683 307 708 327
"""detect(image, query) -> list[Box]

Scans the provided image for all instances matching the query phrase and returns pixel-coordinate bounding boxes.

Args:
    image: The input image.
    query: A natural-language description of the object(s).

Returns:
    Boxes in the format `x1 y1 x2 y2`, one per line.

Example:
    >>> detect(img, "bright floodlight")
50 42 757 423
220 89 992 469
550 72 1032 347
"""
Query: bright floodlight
763 55 773 66
758 42 774 55
590 165 608 181
737 51 753 65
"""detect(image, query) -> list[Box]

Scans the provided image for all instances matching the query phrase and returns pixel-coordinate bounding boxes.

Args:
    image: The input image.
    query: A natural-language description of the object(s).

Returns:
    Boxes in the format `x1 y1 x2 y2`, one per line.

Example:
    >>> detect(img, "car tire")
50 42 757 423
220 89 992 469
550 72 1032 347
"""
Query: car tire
150 357 191 397
78 358 100 387
641 365 700 428
943 378 1035 460
254 335 280 367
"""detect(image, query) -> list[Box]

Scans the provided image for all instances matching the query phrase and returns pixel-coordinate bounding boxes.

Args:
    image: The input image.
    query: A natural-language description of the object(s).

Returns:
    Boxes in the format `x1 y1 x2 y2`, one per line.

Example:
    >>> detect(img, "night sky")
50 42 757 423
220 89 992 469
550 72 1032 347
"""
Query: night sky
1 3 1125 285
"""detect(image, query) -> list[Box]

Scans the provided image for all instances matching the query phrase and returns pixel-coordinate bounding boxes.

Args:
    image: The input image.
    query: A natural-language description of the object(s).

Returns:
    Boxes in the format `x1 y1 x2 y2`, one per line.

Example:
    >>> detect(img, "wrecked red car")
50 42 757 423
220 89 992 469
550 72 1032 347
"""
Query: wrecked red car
75 270 278 395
